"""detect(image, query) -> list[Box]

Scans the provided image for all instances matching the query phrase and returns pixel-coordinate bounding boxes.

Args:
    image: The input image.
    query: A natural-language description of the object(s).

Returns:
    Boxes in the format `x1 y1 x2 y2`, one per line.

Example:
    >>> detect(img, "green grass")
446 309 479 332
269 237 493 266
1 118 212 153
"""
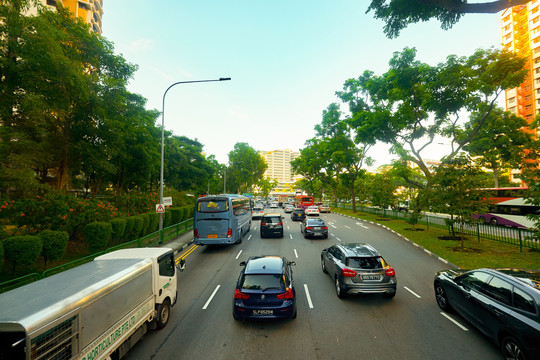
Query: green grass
332 208 540 270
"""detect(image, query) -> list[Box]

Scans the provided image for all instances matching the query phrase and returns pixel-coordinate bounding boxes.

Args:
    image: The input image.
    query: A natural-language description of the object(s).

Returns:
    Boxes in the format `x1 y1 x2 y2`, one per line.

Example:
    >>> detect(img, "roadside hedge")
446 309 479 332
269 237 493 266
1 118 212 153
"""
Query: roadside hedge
170 208 182 224
140 213 150 235
109 218 127 241
0 240 4 270
130 216 143 239
39 230 69 268
124 217 135 239
3 235 43 272
148 213 159 233
164 210 172 227
84 222 112 252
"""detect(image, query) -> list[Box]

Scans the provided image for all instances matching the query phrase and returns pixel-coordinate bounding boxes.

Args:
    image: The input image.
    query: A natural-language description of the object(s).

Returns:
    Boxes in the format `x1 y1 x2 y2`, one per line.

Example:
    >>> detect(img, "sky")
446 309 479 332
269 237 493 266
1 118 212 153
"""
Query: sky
101 1 505 169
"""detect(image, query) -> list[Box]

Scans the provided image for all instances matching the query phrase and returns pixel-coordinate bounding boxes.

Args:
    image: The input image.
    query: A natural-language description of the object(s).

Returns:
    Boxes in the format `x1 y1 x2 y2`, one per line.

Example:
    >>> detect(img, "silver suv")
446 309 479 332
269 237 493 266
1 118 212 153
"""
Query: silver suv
321 243 397 299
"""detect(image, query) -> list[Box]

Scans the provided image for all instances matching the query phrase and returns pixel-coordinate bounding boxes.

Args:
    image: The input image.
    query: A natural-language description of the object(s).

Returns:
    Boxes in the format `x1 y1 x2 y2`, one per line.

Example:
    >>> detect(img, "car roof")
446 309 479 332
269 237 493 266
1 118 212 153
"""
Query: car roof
338 243 381 257
244 256 285 274
306 218 325 223
486 268 540 292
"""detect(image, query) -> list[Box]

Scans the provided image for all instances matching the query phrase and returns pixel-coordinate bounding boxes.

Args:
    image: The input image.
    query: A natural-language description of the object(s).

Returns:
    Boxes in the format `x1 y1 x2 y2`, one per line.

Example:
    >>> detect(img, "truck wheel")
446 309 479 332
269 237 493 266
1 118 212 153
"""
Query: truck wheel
156 300 171 329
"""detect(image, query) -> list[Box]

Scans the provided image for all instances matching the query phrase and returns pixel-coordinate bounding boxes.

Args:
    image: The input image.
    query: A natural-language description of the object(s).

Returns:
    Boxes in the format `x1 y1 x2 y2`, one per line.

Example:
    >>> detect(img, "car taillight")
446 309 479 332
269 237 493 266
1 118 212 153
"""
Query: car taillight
227 228 232 238
278 222 283 226
194 229 199 238
341 268 357 277
305 226 313 230
385 267 395 276
276 288 293 299
322 226 328 230
261 221 266 226
234 289 249 299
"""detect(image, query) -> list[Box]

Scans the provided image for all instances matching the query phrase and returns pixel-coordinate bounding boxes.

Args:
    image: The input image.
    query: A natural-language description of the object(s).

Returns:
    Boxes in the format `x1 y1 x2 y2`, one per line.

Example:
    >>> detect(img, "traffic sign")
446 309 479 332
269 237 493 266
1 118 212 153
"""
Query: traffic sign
163 197 173 206
156 204 165 213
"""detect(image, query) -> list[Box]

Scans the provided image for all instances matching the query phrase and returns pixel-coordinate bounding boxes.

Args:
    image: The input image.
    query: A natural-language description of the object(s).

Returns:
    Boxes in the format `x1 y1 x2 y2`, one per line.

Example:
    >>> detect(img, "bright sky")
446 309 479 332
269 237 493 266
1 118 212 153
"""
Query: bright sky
101 1 504 168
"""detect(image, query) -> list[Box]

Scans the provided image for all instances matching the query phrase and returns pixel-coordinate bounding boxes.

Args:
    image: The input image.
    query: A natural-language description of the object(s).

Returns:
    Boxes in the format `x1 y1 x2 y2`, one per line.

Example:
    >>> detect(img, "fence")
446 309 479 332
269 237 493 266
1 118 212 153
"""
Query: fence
334 203 539 252
0 218 193 294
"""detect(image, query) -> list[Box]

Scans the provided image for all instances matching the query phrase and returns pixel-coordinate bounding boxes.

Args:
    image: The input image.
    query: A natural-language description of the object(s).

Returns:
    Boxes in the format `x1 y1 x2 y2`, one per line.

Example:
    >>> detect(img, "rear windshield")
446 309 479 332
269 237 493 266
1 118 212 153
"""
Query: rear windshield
253 207 263 211
198 200 228 213
294 209 305 213
262 216 281 224
347 257 383 269
242 274 285 290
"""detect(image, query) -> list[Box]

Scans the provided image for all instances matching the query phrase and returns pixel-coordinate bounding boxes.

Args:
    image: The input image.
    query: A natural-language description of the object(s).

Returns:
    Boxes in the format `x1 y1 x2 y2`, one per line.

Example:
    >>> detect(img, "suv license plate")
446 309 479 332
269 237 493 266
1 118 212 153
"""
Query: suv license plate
362 275 382 281
253 309 273 315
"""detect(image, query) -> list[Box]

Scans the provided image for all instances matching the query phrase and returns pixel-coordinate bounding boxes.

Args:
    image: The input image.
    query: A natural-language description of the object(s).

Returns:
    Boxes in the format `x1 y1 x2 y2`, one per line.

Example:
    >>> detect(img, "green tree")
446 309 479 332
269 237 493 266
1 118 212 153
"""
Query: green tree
227 143 267 194
427 154 487 249
369 172 397 216
291 142 325 197
367 0 529 38
337 47 527 189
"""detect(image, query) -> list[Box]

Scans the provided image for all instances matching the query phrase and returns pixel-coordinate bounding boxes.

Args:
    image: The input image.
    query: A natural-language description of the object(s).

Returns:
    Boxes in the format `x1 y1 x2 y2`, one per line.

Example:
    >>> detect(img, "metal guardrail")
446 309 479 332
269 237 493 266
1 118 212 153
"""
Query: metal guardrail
335 204 539 252
0 218 194 294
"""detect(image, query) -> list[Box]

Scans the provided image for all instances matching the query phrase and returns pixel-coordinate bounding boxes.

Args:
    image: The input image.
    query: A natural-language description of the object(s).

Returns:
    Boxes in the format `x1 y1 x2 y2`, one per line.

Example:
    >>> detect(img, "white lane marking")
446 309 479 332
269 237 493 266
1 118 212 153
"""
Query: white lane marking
329 223 338 229
294 249 298 258
344 225 351 229
304 284 314 308
336 237 342 242
440 312 469 331
247 234 252 241
287 226 290 230
356 222 369 229
235 250 243 259
290 234 293 240
203 285 221 310
403 286 422 298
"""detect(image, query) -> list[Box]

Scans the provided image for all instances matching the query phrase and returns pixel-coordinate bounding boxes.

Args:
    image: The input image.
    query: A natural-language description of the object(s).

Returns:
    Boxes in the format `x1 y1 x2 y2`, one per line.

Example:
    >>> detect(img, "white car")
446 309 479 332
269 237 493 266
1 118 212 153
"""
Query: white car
284 204 294 213
270 202 278 209
305 206 320 216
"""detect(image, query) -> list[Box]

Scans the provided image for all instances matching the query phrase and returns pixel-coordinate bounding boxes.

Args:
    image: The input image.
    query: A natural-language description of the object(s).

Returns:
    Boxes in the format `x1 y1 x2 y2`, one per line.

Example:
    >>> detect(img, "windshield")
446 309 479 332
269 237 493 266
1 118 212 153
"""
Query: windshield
241 274 285 290
347 257 383 269
198 199 228 213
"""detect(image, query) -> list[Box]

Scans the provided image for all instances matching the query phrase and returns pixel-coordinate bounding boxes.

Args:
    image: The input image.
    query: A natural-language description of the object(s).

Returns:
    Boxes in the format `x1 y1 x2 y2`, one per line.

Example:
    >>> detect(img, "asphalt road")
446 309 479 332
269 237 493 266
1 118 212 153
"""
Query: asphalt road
126 210 501 360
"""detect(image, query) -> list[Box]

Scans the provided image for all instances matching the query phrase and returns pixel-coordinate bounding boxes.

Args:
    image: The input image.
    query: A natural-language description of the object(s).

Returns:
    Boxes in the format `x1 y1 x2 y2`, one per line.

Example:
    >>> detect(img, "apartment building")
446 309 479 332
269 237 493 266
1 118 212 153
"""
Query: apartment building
259 149 300 183
501 2 540 182
41 0 103 34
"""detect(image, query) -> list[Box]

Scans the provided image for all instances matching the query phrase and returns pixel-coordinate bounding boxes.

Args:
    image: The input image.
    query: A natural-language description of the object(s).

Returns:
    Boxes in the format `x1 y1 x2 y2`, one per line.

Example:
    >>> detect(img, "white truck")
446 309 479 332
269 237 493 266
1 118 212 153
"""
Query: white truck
0 247 185 360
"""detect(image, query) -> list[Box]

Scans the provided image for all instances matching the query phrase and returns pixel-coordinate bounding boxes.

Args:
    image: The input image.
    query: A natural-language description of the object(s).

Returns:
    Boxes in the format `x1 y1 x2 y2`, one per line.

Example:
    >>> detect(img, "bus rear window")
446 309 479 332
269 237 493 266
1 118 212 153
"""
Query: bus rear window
198 200 228 213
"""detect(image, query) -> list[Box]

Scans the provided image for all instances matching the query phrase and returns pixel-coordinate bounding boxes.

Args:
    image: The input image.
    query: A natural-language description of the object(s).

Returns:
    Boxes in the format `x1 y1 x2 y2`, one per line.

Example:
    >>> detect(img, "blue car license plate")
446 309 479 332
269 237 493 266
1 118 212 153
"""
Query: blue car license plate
252 309 273 315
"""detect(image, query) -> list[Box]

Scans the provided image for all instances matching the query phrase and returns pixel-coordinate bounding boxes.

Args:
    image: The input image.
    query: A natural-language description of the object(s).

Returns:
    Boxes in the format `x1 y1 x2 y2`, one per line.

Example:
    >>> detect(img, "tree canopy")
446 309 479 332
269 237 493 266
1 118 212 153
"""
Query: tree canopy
367 0 530 38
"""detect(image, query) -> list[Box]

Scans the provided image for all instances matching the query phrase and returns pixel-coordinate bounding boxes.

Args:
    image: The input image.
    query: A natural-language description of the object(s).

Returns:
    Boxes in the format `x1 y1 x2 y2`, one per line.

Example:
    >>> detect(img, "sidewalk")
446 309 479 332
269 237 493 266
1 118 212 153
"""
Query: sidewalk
162 231 194 255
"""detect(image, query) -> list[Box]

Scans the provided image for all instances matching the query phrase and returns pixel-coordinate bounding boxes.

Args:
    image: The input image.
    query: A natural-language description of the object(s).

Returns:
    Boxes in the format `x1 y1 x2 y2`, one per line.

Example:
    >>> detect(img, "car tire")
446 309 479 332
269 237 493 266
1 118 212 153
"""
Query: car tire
490 217 498 225
156 299 171 329
324 234 328 239
321 257 327 273
434 282 452 312
260 231 264 238
384 291 396 298
280 232 284 238
233 311 240 320
291 306 297 319
500 336 526 360
335 276 345 298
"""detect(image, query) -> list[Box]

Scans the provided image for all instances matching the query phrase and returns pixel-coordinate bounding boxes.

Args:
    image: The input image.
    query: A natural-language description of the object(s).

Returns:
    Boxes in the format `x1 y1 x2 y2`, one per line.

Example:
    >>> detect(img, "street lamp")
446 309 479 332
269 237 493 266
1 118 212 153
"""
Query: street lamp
159 77 231 243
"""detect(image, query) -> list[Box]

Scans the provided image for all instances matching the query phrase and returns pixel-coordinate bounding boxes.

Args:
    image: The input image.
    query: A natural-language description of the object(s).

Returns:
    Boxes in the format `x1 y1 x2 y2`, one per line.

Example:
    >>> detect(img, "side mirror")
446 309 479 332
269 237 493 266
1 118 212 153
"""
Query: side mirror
240 261 246 266
289 261 296 266
177 259 186 272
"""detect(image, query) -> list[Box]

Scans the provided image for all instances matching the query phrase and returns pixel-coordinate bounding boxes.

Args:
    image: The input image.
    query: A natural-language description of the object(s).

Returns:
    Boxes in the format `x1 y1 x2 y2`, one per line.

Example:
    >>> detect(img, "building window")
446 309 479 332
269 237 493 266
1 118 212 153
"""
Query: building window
78 2 90 10
46 0 56 6
508 97 516 104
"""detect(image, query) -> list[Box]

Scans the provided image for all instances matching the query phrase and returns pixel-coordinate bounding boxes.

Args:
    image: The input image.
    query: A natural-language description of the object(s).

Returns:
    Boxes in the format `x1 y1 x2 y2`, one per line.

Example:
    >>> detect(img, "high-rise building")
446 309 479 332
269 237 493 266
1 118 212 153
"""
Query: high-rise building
501 2 540 182
41 0 103 34
259 149 300 183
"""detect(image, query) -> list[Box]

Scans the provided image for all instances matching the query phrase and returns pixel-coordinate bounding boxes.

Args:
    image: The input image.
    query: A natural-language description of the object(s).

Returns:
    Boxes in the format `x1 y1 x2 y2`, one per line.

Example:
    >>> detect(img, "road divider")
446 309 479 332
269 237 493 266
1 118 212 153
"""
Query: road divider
177 244 199 264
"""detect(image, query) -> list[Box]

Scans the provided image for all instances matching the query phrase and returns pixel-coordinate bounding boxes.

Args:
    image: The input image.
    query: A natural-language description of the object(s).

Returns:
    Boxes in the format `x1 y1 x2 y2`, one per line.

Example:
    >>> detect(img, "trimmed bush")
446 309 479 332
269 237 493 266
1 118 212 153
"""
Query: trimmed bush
3 235 42 273
0 240 4 270
170 208 182 224
39 230 69 268
164 210 172 227
131 216 144 239
84 222 112 252
148 213 159 233
186 205 194 218
140 213 150 235
109 218 127 241
124 217 135 239
180 206 188 222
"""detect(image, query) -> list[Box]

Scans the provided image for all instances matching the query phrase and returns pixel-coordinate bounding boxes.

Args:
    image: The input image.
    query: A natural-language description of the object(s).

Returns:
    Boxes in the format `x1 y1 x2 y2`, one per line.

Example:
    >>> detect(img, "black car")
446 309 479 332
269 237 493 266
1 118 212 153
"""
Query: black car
321 243 397 299
233 256 297 320
260 213 283 238
434 268 540 360
291 208 305 221
301 218 328 239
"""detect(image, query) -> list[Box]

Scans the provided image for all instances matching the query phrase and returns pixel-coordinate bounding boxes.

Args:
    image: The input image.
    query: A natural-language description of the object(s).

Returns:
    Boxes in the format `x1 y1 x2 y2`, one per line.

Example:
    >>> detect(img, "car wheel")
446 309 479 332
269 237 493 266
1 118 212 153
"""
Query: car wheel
490 217 498 225
384 291 396 298
501 336 526 360
324 234 328 239
335 277 345 298
156 299 171 329
260 231 264 238
479 216 486 223
291 306 297 319
321 257 327 273
435 282 452 312
280 232 284 238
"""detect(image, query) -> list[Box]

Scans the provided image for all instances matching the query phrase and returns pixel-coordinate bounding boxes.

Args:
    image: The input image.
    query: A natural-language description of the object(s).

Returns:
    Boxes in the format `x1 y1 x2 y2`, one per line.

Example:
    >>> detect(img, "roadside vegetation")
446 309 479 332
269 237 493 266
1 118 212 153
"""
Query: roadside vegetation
332 207 540 270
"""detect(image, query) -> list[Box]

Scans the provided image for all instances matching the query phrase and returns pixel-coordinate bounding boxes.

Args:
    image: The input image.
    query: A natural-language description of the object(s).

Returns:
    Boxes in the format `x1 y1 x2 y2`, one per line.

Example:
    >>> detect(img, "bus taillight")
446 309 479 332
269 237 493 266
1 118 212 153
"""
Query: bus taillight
194 229 199 238
227 228 233 238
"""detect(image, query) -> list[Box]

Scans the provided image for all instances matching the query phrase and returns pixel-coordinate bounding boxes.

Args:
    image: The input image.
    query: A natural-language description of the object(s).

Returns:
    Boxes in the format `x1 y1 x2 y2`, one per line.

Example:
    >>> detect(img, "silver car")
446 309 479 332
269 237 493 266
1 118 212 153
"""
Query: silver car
321 243 397 299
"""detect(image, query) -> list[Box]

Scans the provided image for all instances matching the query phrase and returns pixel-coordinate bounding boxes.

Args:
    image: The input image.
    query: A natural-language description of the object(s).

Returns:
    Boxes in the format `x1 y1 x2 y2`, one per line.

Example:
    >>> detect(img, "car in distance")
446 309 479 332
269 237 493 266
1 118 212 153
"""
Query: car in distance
270 202 278 209
305 206 320 216
260 213 284 238
434 268 540 360
291 208 305 221
321 243 396 299
251 206 264 220
284 204 294 213
233 256 297 320
301 218 328 239
318 204 330 213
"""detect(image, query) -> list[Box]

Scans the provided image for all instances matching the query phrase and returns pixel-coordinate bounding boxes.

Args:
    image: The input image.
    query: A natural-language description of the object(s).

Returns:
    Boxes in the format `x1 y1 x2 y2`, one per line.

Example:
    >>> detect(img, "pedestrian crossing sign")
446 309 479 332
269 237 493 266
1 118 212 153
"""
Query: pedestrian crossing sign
156 204 165 213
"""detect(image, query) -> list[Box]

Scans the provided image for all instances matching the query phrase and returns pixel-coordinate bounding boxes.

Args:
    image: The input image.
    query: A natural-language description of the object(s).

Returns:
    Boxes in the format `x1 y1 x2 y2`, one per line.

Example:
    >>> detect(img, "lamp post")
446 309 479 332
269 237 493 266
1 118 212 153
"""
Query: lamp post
159 77 231 243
